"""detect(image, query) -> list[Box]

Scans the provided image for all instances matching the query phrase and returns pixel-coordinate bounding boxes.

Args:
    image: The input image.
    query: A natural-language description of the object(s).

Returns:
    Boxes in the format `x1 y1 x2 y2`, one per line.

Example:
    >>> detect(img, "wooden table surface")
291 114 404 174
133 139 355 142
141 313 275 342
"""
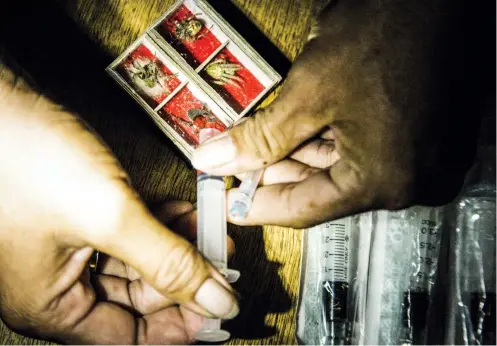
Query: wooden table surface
0 0 330 344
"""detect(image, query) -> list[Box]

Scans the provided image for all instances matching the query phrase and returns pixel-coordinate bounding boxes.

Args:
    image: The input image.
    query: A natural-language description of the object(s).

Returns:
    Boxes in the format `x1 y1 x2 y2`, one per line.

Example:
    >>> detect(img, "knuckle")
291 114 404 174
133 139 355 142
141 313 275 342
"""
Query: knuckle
245 109 290 163
281 184 319 228
297 166 320 182
349 170 375 208
152 241 207 298
318 142 338 167
43 283 96 332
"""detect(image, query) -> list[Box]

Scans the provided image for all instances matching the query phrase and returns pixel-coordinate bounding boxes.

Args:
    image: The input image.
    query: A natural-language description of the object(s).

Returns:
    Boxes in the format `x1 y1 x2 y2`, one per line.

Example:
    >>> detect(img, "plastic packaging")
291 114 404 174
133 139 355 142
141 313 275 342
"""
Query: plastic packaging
401 206 444 345
296 213 373 345
444 143 496 345
296 207 447 345
363 210 414 345
296 124 495 345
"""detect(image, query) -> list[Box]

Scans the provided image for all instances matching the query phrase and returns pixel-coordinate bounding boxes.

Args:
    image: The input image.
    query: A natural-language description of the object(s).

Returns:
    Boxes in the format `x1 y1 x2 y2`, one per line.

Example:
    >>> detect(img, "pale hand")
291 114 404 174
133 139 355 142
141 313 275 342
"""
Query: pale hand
0 61 238 344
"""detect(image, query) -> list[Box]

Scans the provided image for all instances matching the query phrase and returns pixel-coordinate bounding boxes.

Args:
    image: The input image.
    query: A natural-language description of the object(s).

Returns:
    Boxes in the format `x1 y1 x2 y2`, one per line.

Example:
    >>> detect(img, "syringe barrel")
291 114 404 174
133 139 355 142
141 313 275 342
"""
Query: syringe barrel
196 128 228 270
197 174 227 269
316 219 352 345
194 129 233 344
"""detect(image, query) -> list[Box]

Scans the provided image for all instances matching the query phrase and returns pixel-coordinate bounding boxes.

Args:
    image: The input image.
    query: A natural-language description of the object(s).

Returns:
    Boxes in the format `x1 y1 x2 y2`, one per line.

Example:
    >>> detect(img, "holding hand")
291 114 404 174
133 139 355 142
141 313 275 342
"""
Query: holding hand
0 60 238 344
192 0 473 228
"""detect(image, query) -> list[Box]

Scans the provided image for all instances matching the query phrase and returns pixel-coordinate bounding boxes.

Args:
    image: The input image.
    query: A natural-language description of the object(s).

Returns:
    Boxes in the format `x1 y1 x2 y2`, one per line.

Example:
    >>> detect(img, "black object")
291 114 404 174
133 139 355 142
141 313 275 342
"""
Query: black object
321 281 349 345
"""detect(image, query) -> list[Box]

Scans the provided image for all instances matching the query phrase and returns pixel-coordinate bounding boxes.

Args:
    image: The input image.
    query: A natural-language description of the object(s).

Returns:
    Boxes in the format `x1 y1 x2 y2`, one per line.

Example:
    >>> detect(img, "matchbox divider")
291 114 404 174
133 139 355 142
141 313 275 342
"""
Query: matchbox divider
147 0 280 121
104 37 191 159
106 0 281 162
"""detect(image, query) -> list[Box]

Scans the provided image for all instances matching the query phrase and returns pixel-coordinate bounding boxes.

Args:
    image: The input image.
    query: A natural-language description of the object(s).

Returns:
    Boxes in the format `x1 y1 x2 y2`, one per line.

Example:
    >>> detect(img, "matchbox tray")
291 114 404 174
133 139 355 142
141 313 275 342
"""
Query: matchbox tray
107 0 281 160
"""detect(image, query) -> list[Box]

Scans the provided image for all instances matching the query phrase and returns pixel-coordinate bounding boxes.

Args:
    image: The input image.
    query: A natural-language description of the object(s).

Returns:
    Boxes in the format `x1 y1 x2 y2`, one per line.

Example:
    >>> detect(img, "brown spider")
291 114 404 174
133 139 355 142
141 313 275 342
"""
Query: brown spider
168 14 209 42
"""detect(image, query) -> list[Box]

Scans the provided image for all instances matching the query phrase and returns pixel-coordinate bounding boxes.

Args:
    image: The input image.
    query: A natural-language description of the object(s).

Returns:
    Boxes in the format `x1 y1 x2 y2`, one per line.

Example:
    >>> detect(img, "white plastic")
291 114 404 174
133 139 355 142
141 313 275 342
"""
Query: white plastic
444 144 496 345
195 128 240 343
296 208 446 345
296 214 370 345
295 140 496 345
228 168 264 220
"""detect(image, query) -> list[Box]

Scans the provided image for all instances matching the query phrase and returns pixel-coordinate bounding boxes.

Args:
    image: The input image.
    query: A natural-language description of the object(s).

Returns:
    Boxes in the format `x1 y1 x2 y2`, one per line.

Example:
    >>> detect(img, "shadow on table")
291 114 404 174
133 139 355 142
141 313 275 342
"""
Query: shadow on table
0 0 196 203
0 0 292 341
224 224 292 340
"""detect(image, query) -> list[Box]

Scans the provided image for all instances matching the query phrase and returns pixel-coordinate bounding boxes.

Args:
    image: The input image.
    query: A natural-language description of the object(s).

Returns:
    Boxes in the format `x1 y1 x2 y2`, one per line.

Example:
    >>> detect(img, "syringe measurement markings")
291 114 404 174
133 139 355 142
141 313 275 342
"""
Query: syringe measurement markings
323 268 346 272
323 251 346 256
323 268 346 273
321 223 350 282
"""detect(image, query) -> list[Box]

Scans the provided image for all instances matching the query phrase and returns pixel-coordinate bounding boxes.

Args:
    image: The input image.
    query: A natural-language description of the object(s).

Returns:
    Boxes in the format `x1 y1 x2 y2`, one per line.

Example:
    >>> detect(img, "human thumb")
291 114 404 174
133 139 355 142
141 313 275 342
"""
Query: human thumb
82 190 239 320
191 83 331 176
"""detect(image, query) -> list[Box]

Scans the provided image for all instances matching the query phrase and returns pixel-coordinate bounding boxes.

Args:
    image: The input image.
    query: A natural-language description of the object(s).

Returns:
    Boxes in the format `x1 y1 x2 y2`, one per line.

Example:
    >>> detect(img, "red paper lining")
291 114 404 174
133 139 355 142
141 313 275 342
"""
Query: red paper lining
200 47 265 113
159 86 227 147
158 5 221 68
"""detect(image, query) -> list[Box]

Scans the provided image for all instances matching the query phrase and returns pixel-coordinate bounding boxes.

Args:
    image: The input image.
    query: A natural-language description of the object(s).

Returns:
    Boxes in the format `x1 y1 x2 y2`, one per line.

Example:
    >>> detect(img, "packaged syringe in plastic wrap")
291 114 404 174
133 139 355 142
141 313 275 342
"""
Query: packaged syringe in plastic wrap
296 212 374 345
443 142 496 345
296 206 447 345
296 122 495 345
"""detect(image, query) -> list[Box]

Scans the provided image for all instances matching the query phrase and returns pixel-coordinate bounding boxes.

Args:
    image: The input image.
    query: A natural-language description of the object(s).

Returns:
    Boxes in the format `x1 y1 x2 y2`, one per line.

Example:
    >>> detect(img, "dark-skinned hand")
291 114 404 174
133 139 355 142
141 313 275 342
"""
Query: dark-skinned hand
191 0 477 228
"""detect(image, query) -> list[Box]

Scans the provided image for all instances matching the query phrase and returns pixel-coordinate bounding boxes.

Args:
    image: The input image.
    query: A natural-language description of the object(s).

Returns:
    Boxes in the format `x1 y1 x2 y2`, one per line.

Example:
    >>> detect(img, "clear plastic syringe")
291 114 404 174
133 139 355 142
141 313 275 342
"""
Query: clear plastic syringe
195 128 241 343
228 168 264 220
400 206 444 345
318 218 352 345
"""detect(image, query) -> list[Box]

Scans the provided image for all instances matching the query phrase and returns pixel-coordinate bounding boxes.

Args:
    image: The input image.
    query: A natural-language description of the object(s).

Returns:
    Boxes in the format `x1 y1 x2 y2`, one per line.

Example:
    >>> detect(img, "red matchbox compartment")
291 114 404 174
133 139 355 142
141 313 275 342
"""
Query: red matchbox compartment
158 86 227 147
157 5 222 69
200 47 265 114
117 44 182 108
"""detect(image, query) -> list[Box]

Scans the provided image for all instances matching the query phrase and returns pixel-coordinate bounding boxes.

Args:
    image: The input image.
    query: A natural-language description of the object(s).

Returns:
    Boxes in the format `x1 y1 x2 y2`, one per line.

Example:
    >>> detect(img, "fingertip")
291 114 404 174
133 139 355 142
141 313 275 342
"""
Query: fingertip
191 133 236 172
194 277 239 319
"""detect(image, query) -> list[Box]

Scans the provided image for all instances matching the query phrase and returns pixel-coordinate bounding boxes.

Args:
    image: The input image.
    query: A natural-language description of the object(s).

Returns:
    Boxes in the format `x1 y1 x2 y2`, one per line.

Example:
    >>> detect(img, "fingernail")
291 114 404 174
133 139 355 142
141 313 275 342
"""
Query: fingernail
192 135 236 170
195 278 239 319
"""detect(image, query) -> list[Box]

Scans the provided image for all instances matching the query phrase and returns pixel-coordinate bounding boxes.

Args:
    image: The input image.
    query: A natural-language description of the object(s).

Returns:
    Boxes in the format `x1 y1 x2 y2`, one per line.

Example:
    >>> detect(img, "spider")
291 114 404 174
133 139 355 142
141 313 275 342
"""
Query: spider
187 104 215 122
186 102 225 133
127 57 177 92
204 58 244 88
168 14 209 42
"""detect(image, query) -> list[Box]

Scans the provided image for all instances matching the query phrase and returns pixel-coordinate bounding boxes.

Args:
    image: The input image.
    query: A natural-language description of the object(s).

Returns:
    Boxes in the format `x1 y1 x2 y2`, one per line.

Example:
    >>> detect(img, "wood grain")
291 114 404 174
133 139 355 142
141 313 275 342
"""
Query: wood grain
0 0 329 344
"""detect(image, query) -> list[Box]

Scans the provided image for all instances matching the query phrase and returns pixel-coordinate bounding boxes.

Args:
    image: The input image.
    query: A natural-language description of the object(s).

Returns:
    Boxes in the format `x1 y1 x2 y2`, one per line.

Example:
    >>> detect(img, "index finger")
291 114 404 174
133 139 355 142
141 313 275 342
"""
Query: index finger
56 300 202 344
228 160 368 228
